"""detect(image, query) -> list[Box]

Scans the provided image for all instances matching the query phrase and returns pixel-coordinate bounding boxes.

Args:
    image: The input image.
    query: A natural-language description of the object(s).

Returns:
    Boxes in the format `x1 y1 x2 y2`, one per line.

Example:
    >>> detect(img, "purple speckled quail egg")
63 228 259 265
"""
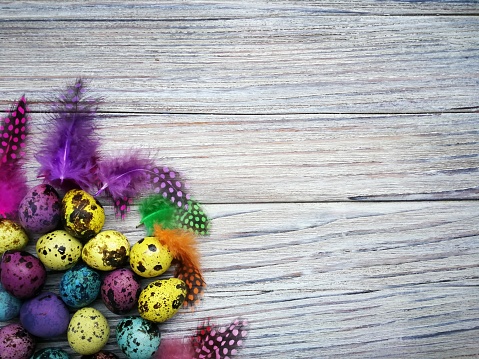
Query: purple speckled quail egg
0 250 47 299
101 268 141 314
20 291 70 338
0 323 36 359
18 184 61 234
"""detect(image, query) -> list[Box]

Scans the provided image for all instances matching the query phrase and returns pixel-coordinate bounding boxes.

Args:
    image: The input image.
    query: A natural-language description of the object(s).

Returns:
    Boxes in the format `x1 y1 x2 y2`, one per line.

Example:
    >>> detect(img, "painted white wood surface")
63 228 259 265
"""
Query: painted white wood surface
0 1 478 358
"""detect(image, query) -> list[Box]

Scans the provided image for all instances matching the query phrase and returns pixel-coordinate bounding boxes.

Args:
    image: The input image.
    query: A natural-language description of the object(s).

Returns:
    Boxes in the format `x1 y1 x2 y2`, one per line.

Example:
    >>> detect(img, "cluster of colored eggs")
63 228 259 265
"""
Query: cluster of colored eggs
0 184 188 358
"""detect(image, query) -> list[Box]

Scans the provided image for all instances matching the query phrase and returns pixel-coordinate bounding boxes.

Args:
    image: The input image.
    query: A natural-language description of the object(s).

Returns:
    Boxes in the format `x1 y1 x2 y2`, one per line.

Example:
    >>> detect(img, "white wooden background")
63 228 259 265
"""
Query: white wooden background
1 1 478 358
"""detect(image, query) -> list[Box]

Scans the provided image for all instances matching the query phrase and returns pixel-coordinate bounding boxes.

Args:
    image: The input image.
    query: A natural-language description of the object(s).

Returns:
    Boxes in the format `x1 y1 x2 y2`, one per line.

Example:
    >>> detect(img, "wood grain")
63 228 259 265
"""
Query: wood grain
0 1 478 358
18 201 479 358
0 5 478 114
21 112 479 202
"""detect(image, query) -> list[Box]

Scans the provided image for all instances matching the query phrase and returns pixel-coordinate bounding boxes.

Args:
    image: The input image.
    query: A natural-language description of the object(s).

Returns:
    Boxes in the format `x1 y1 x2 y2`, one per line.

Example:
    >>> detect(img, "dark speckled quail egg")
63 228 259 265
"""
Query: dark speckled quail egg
18 184 61 234
0 250 47 299
59 262 101 308
36 230 83 270
0 323 35 359
116 316 161 359
0 218 29 254
82 230 130 271
129 237 173 278
138 278 187 323
67 307 110 355
31 348 70 359
81 351 119 359
101 268 141 314
62 189 105 241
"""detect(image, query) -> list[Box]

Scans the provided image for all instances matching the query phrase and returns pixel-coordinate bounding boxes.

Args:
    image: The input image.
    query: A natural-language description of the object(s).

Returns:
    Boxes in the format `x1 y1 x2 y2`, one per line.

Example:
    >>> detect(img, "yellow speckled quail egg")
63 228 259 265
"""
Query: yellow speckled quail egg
61 189 105 241
82 230 130 271
36 230 83 270
130 237 173 278
67 307 110 355
0 219 29 254
138 278 187 323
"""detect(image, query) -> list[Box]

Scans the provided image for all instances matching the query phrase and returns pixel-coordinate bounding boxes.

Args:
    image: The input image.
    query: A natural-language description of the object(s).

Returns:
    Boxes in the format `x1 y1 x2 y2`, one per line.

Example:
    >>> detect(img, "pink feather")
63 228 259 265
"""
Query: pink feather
153 337 195 359
0 96 28 219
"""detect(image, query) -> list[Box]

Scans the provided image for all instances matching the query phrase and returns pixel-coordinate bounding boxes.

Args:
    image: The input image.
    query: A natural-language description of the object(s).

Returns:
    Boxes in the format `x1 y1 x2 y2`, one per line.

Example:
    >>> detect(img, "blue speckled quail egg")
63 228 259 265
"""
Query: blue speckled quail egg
0 282 22 321
116 316 161 359
59 262 101 308
31 348 70 359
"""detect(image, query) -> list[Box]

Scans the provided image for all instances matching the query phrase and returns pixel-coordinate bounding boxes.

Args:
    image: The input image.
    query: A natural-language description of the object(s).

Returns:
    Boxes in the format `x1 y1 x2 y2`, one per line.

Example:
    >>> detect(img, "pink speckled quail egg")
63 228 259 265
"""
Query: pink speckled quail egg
0 323 36 359
101 268 141 314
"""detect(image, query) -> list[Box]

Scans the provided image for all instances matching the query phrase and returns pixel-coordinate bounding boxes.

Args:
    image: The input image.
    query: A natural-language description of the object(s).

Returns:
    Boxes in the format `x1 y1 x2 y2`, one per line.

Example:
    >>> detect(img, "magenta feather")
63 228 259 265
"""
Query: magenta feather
95 151 154 218
153 338 195 359
0 96 28 219
35 78 100 192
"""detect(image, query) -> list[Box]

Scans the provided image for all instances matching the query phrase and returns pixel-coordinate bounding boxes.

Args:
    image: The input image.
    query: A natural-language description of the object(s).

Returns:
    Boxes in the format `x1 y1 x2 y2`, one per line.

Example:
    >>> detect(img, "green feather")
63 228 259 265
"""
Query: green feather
139 194 210 235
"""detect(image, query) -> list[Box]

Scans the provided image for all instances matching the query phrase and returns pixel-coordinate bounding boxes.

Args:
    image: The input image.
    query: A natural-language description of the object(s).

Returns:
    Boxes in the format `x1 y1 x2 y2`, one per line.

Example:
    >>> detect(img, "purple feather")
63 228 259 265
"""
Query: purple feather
95 151 154 218
0 96 28 219
35 78 100 192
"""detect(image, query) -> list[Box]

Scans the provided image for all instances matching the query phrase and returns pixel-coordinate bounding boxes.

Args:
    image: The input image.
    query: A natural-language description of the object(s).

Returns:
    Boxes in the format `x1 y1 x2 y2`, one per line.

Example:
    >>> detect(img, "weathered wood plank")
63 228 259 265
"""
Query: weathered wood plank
1 0 478 18
6 201 478 358
17 112 477 202
0 14 477 114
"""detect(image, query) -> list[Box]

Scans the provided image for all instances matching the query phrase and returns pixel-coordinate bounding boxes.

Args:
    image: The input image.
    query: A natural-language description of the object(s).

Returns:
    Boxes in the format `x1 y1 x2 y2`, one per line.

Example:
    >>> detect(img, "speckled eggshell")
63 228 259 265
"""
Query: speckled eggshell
67 307 110 355
0 250 47 299
19 291 70 338
0 218 29 254
129 237 173 278
81 351 119 359
31 347 70 359
36 230 83 270
62 189 105 241
101 268 141 314
60 262 101 308
0 282 22 321
82 230 130 271
0 323 35 359
116 317 161 359
138 278 187 323
18 184 61 234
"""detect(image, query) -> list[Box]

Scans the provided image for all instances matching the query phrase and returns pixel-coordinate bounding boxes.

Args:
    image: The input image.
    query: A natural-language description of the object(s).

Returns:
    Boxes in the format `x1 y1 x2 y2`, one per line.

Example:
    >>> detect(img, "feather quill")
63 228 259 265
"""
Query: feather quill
0 96 28 219
139 194 210 235
95 151 154 219
153 225 205 308
35 78 100 191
